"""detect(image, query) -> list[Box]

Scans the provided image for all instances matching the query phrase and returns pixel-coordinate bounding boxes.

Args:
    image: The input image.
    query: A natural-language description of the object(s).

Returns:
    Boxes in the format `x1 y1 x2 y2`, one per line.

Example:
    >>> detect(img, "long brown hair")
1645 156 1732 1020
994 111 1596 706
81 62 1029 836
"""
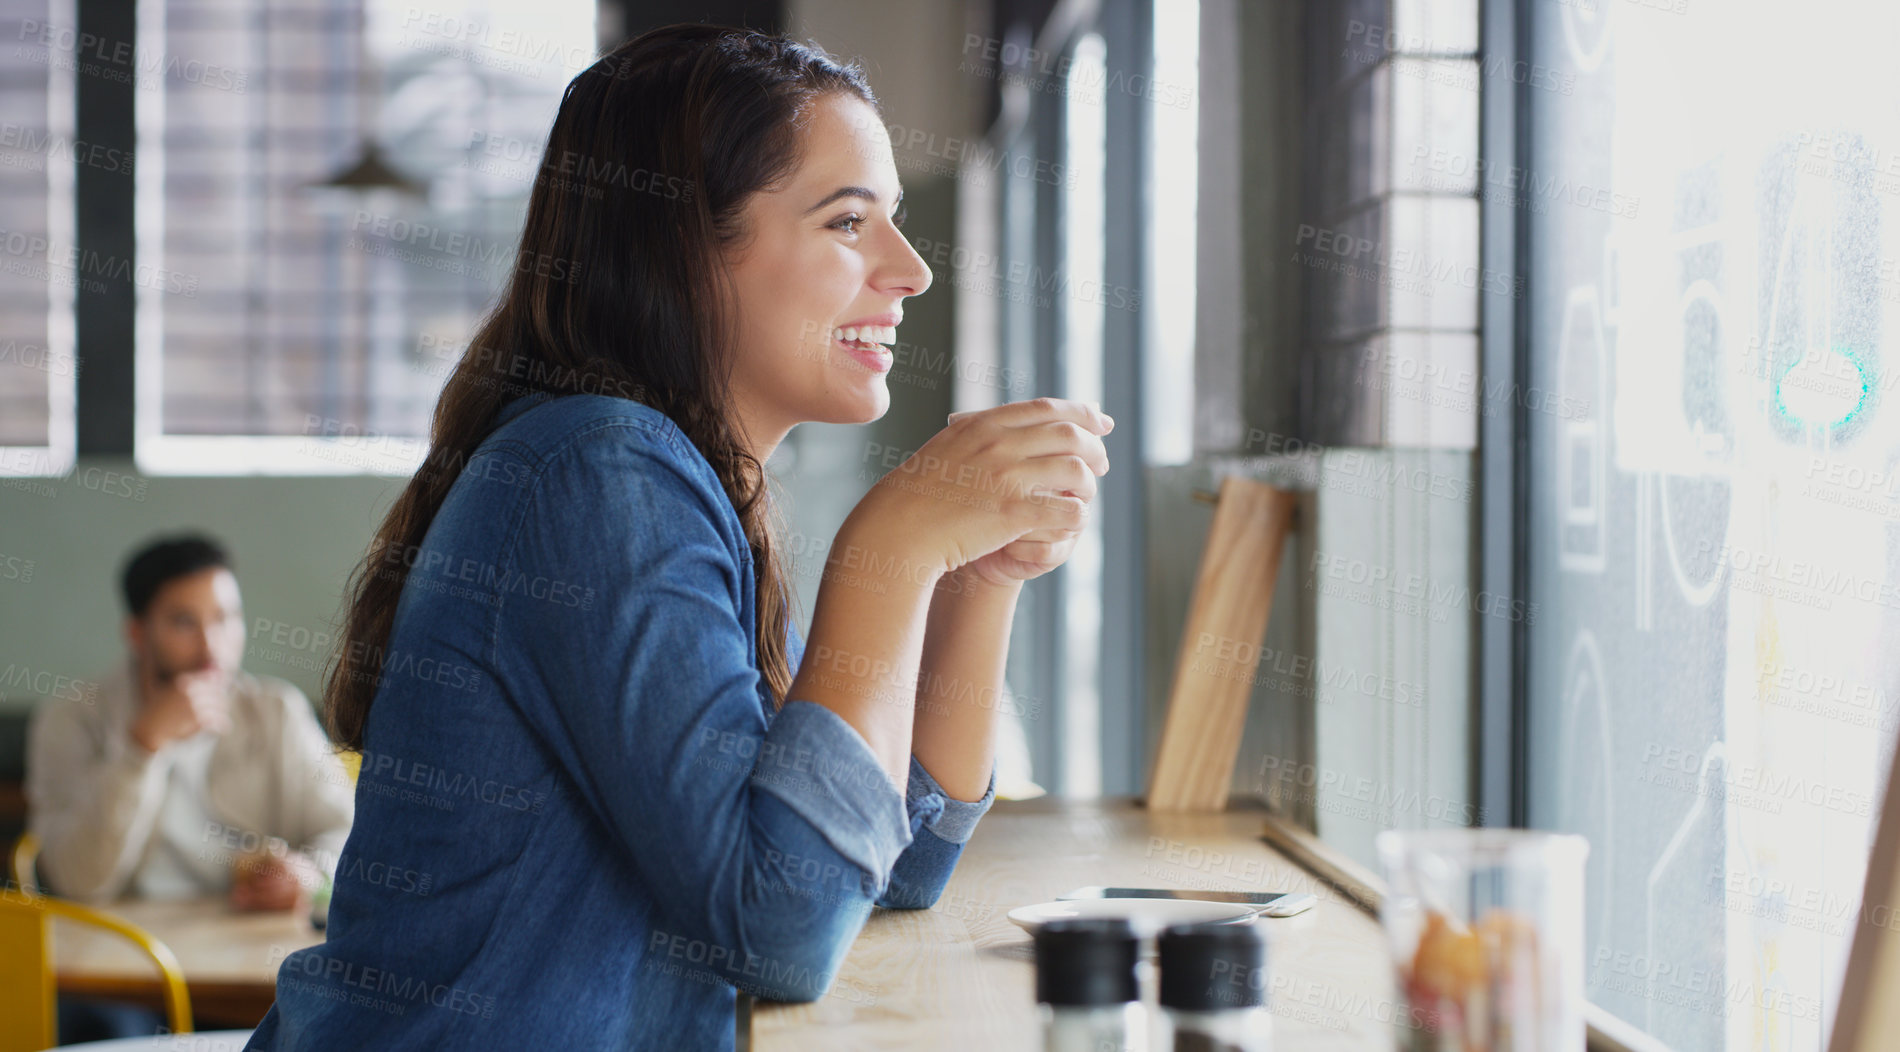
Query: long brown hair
325 25 877 750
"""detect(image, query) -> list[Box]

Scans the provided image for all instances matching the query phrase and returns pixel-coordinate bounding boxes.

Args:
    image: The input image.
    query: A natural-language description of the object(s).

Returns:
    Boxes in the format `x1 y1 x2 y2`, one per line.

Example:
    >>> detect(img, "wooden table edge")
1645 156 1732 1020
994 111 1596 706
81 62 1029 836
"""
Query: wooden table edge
56 972 276 1027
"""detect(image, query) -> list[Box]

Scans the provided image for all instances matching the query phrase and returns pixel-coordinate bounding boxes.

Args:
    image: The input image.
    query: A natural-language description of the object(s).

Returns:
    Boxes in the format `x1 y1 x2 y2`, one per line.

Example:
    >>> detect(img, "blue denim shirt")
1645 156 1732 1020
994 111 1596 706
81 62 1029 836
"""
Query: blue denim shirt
246 392 995 1051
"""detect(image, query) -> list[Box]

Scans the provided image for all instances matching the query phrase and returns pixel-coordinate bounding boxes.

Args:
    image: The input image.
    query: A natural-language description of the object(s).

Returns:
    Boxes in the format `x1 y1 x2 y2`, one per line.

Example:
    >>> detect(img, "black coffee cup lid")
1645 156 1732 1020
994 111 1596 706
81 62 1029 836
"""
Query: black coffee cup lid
1158 922 1268 1009
1034 918 1140 1006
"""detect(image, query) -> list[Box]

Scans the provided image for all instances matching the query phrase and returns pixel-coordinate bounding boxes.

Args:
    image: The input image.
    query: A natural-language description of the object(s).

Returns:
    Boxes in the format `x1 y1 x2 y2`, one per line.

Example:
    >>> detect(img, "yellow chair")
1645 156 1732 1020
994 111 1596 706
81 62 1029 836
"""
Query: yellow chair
1 838 194 1050
337 748 362 784
10 830 38 894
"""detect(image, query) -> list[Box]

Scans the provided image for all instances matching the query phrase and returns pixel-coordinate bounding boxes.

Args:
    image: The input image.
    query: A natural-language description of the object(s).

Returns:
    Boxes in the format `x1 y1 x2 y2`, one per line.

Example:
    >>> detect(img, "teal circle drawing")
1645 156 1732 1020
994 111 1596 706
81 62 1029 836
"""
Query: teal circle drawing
1772 345 1869 431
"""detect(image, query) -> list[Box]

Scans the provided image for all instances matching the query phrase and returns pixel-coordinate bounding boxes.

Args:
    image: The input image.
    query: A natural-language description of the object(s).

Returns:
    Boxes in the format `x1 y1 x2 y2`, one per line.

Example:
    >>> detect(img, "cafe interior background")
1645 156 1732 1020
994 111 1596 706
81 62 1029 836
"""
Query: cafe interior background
2 0 1898 1048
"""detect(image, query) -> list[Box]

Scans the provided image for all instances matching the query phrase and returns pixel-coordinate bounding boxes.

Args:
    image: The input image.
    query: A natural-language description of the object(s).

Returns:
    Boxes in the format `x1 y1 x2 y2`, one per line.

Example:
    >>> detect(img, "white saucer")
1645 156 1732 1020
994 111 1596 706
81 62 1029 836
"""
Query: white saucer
1007 897 1260 935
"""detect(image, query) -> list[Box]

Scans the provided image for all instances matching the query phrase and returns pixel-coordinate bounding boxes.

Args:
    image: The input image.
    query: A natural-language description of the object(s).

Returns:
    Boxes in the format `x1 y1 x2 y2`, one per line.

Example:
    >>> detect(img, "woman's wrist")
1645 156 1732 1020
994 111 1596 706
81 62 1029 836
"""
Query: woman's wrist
835 499 950 588
936 565 1024 604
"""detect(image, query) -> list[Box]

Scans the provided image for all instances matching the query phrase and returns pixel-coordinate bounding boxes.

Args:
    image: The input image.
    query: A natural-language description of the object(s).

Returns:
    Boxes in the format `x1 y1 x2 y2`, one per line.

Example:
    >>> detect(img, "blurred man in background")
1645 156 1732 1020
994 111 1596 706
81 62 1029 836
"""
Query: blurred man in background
26 533 353 910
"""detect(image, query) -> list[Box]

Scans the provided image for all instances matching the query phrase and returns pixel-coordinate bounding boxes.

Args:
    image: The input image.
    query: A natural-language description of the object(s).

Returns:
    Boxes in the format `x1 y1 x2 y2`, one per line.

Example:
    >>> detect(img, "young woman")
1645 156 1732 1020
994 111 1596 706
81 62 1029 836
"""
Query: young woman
246 24 1110 1050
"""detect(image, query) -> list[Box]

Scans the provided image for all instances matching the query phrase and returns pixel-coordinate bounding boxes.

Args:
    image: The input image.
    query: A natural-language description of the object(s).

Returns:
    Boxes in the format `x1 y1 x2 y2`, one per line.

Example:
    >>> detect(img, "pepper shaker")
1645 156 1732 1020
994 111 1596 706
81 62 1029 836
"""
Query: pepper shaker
1157 922 1271 1052
1034 917 1148 1052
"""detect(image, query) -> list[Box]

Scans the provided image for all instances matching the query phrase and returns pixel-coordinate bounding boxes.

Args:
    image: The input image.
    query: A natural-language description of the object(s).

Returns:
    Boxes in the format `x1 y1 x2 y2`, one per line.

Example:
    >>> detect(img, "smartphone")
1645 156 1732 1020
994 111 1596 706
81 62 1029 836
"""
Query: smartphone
1059 886 1317 918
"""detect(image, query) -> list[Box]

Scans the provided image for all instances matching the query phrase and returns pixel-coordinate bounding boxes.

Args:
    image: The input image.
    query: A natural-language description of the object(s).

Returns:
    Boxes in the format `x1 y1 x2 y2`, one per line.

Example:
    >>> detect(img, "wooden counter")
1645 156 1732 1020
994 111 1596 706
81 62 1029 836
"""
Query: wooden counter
49 801 1407 1045
750 797 1402 1050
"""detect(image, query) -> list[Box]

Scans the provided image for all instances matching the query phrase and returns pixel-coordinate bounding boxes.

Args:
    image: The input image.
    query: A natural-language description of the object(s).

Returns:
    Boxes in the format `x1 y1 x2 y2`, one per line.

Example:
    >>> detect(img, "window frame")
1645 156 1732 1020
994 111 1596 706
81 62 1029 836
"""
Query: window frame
72 0 136 461
1476 0 1530 828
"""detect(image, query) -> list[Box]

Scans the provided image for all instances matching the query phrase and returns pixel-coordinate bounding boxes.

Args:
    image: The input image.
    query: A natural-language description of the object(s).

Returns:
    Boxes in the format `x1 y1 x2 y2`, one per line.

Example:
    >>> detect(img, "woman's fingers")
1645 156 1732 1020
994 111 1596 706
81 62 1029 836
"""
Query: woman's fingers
1011 526 1082 543
862 396 1110 579
1007 420 1110 475
1000 535 1069 565
1016 492 1089 533
1015 455 1097 505
948 396 1113 435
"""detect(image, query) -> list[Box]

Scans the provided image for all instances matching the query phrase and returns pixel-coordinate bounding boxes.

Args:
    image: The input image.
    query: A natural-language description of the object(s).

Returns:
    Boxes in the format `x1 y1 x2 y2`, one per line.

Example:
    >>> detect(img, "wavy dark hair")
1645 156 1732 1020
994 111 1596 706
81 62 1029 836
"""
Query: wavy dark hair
325 25 877 750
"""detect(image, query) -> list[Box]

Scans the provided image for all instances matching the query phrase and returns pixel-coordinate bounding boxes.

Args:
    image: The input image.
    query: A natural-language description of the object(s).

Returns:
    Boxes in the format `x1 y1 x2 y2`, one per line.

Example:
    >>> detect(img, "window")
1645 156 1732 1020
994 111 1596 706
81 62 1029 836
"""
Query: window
135 0 593 473
1060 30 1107 795
0 0 77 477
1519 1 1900 1048
1142 0 1194 466
973 0 1161 795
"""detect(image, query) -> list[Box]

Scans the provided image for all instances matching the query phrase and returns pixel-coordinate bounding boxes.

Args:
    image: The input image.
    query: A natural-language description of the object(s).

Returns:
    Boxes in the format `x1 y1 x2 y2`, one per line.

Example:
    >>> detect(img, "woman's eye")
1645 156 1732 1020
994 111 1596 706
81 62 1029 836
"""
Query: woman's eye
831 213 864 235
892 205 908 229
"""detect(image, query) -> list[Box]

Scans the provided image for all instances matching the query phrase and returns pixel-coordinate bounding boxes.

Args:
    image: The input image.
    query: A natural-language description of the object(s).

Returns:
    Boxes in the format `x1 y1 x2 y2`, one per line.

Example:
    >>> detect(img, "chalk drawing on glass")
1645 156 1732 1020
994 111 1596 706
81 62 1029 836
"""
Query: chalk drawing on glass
1559 630 1615 964
1558 286 1608 575
1560 0 1612 74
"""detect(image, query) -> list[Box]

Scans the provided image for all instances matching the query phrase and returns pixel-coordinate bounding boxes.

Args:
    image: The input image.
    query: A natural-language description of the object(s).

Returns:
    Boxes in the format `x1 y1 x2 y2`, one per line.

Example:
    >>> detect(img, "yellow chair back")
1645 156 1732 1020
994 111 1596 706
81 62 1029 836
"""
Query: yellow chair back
0 844 194 1050
10 831 39 894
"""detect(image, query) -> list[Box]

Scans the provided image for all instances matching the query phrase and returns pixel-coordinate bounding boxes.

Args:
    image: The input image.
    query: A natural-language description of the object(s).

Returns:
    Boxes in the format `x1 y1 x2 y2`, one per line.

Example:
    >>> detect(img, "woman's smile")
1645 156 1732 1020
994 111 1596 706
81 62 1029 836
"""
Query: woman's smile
831 315 901 374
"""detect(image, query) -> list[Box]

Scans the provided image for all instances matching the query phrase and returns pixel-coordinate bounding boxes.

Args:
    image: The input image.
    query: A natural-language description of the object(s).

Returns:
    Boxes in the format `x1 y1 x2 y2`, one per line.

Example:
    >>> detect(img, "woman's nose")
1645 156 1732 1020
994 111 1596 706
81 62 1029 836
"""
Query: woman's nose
879 226 933 298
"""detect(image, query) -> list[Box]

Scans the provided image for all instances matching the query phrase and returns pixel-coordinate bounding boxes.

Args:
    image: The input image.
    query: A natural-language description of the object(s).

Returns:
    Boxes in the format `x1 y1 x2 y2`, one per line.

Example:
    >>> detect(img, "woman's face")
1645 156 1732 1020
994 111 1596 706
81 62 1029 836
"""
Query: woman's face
723 93 933 447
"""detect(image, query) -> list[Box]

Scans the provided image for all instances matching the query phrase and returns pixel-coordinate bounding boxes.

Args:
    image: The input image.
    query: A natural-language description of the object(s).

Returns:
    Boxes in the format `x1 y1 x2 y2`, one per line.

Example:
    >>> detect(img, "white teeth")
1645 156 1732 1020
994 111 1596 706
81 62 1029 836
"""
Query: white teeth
831 324 897 346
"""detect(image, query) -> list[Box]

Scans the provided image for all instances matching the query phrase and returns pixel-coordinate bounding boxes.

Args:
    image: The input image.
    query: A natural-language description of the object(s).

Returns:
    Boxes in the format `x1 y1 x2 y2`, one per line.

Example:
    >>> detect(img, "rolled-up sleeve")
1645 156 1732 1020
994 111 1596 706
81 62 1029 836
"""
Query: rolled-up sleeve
876 755 996 910
499 425 912 1002
905 754 995 845
782 610 996 911
748 701 912 880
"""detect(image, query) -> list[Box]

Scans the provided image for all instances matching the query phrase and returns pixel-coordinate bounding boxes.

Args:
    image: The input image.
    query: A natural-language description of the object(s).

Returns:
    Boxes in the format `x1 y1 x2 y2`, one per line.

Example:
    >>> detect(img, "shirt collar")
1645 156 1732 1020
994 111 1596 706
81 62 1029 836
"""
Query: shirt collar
493 390 555 430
